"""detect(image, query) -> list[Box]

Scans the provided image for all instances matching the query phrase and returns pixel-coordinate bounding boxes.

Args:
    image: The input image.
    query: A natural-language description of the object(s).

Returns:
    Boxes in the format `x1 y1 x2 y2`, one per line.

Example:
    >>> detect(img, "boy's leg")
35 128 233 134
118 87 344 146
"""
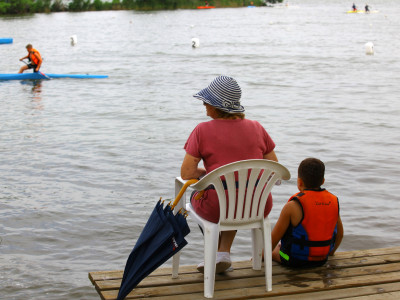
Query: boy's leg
18 65 28 73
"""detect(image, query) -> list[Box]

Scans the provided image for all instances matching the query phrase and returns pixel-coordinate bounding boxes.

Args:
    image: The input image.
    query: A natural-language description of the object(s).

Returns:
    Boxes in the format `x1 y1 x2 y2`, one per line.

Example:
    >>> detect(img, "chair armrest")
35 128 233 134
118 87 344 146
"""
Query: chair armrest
176 177 187 184
173 177 198 211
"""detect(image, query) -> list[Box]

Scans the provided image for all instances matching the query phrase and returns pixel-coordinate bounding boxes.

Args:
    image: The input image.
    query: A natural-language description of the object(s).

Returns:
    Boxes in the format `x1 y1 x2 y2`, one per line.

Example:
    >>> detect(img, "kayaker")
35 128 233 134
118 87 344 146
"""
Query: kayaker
352 3 357 11
365 4 370 13
18 44 43 73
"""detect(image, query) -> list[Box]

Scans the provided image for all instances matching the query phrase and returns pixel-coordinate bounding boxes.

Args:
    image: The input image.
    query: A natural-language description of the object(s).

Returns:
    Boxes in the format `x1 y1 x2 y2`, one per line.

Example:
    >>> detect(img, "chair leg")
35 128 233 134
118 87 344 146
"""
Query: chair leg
172 252 180 279
251 228 263 270
203 224 219 298
263 218 272 291
172 179 185 279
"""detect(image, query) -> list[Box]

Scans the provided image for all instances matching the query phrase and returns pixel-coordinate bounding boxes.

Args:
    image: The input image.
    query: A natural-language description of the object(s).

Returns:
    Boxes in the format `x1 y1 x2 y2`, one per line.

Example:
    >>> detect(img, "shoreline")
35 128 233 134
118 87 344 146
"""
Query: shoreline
0 0 283 16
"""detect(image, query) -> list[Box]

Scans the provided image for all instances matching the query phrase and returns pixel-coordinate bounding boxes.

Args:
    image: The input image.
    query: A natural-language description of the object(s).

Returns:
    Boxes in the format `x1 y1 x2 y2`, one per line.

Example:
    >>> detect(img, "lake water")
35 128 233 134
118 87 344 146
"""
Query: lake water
1 0 400 298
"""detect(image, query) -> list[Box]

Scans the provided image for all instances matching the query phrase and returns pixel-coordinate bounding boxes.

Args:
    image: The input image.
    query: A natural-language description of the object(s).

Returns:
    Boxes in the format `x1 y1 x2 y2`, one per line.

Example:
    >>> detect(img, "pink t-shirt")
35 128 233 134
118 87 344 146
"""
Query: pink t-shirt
184 119 275 171
184 119 276 223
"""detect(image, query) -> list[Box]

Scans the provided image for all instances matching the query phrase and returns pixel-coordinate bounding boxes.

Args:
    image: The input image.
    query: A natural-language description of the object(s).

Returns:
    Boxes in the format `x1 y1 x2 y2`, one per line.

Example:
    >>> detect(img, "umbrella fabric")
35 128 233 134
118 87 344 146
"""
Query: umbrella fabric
117 201 174 300
175 208 190 237
117 201 189 300
124 205 190 289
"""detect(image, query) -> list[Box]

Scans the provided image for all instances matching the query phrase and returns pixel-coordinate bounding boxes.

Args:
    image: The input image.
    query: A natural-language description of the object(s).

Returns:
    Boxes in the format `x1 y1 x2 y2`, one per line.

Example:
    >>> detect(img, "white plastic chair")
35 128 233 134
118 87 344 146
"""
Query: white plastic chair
171 159 291 298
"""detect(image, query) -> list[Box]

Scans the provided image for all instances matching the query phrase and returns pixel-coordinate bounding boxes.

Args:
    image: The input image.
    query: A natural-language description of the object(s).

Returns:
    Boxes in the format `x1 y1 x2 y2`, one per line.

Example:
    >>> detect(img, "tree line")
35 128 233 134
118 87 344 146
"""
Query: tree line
0 0 282 15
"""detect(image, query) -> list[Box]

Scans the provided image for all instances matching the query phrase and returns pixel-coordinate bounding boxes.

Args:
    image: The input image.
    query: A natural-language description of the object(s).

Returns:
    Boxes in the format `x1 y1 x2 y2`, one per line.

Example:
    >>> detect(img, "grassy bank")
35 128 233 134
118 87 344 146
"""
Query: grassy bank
0 0 283 15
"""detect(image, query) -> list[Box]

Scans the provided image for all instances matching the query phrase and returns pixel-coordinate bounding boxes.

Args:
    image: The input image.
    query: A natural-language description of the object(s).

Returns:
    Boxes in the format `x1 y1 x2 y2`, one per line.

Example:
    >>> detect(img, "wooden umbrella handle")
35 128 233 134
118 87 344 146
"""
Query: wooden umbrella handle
170 179 199 209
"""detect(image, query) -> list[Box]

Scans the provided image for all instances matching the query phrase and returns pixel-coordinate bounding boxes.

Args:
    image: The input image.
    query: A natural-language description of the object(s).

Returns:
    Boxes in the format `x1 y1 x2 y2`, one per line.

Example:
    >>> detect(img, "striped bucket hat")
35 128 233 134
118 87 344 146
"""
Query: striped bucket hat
193 76 245 113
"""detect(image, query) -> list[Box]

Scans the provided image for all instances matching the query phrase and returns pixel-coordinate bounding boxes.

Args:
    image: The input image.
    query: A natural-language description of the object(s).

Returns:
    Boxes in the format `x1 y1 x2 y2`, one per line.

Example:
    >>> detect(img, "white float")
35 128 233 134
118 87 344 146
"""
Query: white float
192 38 200 48
365 42 374 55
70 35 78 46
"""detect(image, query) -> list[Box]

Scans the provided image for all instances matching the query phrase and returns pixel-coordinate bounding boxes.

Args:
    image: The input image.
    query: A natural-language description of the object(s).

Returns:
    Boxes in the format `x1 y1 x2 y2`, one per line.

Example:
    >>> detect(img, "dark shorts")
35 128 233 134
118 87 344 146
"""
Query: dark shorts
27 63 39 72
280 252 327 268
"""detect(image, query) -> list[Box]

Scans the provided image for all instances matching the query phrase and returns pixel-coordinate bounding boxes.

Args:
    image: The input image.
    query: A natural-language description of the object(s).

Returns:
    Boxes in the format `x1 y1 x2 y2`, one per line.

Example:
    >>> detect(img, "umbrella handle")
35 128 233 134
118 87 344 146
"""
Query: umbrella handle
170 179 199 209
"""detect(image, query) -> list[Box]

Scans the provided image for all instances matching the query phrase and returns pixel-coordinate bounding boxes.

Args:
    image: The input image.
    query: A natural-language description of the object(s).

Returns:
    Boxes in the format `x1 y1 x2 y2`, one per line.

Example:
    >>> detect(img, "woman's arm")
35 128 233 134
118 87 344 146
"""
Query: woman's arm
263 150 278 162
180 153 206 180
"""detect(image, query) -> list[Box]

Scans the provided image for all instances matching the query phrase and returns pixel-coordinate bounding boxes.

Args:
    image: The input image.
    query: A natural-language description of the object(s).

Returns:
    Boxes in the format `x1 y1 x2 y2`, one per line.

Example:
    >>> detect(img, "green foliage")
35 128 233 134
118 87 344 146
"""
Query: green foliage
51 0 65 11
93 0 104 10
0 2 11 14
0 0 283 15
69 0 91 11
3 0 34 14
111 0 122 10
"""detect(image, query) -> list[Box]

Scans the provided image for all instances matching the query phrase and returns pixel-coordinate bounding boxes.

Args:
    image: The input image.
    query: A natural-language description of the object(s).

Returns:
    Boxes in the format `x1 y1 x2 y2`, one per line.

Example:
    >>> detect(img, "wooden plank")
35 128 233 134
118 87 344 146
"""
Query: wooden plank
89 264 201 282
89 247 400 300
330 247 400 260
342 290 400 300
94 262 400 298
88 260 256 284
99 269 400 299
89 247 400 283
193 271 400 300
249 282 400 300
92 254 400 292
146 282 400 300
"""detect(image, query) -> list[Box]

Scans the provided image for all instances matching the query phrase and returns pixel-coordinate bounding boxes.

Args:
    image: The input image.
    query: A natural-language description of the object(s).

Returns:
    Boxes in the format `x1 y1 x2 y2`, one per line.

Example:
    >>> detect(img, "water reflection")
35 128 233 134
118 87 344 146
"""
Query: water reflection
20 80 44 110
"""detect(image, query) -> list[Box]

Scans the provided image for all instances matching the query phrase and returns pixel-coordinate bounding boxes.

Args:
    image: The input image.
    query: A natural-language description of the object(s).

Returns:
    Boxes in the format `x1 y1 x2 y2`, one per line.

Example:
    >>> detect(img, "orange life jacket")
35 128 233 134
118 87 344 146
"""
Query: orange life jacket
280 189 339 262
29 49 41 65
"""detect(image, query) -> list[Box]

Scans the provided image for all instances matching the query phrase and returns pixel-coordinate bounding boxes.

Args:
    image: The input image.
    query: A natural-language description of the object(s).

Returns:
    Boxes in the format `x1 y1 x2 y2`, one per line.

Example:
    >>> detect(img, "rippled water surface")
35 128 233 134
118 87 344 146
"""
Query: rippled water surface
1 0 400 298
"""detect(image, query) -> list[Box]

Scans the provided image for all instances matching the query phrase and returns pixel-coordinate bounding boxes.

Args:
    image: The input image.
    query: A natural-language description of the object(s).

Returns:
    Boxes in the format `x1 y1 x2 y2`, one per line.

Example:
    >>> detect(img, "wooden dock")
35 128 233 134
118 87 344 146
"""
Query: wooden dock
89 246 400 299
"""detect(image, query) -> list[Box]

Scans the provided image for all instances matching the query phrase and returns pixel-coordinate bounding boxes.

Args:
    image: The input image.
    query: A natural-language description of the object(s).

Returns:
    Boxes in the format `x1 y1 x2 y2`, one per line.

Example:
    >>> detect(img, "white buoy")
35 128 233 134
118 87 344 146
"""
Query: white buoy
365 42 374 55
70 35 77 46
192 38 200 48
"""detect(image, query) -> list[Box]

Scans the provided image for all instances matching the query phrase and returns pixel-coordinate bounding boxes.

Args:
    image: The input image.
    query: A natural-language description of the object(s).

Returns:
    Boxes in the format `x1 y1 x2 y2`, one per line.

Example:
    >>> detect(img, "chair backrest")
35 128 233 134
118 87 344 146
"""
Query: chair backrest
191 159 290 226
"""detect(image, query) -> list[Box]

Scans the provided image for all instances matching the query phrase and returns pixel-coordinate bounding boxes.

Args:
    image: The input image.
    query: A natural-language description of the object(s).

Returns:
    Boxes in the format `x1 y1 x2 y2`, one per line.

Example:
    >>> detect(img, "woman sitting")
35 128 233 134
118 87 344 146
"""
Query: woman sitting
180 75 279 273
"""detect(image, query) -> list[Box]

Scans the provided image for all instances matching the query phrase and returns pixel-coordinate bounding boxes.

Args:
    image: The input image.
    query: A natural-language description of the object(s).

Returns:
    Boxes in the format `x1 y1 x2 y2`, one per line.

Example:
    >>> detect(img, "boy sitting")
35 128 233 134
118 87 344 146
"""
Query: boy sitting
272 158 344 267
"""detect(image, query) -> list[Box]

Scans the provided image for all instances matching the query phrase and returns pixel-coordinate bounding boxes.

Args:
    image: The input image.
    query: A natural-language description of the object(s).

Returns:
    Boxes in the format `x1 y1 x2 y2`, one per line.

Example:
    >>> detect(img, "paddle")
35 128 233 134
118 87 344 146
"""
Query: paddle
21 59 51 80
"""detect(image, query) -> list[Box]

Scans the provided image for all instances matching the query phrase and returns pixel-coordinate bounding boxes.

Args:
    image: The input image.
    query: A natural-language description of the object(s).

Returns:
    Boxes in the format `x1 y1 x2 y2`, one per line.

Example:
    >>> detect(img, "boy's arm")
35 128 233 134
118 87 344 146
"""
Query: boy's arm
329 216 344 256
271 201 297 250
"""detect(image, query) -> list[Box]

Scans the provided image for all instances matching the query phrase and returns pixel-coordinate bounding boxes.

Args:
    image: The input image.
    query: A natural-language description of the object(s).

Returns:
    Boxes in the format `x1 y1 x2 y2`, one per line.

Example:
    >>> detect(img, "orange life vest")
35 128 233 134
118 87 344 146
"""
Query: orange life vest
280 189 339 262
29 49 41 65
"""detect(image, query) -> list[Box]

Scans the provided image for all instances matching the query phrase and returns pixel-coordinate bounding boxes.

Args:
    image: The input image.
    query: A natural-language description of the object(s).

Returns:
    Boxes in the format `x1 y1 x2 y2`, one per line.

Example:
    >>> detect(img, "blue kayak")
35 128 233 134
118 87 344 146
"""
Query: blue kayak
0 73 108 80
0 38 13 44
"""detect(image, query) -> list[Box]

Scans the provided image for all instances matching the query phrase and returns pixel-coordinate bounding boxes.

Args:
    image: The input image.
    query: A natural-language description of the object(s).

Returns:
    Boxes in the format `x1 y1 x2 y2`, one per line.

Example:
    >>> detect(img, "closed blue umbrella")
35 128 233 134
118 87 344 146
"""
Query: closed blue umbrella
117 180 197 300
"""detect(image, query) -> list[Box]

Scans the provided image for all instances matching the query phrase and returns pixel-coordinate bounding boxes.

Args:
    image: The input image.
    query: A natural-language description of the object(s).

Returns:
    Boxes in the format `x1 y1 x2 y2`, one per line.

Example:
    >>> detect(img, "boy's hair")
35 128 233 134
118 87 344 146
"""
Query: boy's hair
298 158 325 189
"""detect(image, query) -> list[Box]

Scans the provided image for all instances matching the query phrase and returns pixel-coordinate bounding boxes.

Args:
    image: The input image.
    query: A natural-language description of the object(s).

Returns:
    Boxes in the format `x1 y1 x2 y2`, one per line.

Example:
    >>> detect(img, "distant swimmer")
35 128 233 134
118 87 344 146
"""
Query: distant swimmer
352 3 357 11
365 4 370 13
19 44 42 73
